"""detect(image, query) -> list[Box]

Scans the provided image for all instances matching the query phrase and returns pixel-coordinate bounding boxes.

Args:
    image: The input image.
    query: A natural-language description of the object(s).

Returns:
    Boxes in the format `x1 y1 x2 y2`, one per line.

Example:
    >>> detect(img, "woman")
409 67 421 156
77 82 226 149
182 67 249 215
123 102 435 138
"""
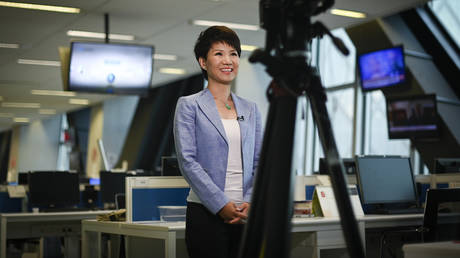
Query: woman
173 26 263 258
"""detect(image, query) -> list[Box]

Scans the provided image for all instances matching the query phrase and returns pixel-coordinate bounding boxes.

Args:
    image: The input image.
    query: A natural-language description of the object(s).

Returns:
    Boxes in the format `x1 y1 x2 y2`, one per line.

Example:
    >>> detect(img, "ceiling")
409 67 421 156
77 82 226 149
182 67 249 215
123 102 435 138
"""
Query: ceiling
0 0 428 131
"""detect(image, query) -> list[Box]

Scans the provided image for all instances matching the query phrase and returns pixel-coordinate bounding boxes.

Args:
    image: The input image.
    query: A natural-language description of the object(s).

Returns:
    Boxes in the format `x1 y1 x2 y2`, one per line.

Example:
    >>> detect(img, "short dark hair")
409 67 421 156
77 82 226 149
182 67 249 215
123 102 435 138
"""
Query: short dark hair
194 26 241 80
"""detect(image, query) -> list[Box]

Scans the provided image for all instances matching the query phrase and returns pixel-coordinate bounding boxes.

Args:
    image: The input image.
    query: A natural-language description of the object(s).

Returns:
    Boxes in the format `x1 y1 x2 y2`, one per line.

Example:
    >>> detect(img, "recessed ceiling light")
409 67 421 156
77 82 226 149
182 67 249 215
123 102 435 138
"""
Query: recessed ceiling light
241 44 258 52
0 113 13 118
13 117 30 123
31 90 76 97
2 102 40 108
69 98 89 105
0 1 80 13
0 42 19 49
191 20 260 31
153 54 178 61
159 68 186 75
67 30 135 41
330 9 367 19
39 109 57 115
18 59 60 67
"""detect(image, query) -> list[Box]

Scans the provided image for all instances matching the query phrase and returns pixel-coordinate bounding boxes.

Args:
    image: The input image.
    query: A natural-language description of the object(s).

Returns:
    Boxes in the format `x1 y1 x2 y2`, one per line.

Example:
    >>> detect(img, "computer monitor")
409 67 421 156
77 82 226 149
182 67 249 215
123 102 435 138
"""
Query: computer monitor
355 156 419 213
161 156 181 176
386 94 439 139
318 158 356 175
100 171 126 204
433 158 460 174
28 171 80 209
358 45 406 91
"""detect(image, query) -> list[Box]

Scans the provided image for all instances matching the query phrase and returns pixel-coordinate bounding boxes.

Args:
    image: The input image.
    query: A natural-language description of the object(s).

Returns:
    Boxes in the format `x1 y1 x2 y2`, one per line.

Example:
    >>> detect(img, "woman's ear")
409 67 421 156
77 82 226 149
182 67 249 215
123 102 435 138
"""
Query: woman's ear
198 57 207 70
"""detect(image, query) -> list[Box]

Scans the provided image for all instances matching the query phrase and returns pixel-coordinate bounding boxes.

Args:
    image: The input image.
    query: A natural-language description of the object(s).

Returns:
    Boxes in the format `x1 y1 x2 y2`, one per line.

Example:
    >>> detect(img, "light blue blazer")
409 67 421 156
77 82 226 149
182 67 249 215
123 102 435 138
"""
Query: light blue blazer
173 88 263 214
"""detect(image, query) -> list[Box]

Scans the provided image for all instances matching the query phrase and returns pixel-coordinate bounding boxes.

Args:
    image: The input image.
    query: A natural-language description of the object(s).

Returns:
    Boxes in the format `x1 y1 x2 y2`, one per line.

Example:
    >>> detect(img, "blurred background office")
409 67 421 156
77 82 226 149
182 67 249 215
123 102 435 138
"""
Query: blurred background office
1 0 460 257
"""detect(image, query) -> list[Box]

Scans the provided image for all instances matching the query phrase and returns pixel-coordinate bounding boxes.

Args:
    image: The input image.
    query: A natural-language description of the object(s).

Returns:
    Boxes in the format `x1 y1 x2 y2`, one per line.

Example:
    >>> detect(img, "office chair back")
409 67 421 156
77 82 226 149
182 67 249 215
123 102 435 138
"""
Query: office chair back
422 188 460 242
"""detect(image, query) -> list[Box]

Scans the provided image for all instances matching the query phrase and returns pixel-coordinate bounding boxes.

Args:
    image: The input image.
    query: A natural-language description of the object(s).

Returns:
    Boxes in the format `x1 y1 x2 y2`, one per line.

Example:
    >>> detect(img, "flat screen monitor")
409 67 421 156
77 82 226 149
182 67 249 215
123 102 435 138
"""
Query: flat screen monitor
355 156 418 212
358 45 406 91
68 42 154 95
433 158 460 174
28 171 80 208
100 171 126 204
386 94 439 139
318 158 356 175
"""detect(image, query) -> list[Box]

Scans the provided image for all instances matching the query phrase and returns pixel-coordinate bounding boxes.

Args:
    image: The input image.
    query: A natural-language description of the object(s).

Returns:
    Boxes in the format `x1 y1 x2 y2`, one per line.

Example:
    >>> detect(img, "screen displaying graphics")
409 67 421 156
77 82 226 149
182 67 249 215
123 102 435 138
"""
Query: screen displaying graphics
358 46 406 91
68 42 154 94
386 94 438 139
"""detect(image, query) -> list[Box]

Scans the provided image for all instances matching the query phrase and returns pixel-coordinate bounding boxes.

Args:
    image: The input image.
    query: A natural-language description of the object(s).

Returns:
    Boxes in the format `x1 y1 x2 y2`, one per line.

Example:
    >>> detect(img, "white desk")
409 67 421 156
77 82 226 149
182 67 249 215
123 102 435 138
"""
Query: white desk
0 210 112 258
403 241 460 258
82 214 424 258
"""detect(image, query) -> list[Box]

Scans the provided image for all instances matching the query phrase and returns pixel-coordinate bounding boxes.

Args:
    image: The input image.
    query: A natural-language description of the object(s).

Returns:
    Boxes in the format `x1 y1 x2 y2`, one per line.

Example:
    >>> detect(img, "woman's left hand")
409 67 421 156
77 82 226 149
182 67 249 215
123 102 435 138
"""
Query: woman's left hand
228 202 250 224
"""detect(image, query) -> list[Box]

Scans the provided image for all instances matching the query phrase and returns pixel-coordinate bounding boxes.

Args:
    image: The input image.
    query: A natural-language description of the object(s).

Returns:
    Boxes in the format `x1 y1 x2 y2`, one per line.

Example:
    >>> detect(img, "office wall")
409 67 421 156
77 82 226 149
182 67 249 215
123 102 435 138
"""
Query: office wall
16 115 61 172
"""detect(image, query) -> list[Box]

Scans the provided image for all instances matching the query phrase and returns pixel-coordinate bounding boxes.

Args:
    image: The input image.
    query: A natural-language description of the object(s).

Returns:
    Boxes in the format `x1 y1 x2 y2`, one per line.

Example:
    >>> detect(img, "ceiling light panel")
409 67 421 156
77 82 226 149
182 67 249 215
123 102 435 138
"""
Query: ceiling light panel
153 54 178 61
69 98 89 105
191 20 259 31
39 109 57 115
0 1 80 13
159 68 186 75
330 9 367 19
67 30 135 41
13 117 30 123
18 59 60 66
0 42 19 48
2 102 40 108
31 90 76 97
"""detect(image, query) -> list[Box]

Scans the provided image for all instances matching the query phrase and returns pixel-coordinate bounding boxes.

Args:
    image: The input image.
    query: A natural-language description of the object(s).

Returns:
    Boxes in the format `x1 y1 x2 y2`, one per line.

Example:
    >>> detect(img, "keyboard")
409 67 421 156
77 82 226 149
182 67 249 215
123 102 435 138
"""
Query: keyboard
367 207 424 215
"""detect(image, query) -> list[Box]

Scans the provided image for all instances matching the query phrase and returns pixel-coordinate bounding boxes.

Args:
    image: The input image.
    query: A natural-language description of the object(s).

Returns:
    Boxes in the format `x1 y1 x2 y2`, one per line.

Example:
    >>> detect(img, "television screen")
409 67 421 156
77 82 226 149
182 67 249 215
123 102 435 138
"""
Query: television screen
358 45 406 91
386 94 439 139
68 42 154 94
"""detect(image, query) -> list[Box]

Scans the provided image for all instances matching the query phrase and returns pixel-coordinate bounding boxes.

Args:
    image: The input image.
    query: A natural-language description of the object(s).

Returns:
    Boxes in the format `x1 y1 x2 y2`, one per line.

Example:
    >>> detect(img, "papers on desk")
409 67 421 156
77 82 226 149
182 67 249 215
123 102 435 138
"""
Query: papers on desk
312 185 364 217
7 185 26 198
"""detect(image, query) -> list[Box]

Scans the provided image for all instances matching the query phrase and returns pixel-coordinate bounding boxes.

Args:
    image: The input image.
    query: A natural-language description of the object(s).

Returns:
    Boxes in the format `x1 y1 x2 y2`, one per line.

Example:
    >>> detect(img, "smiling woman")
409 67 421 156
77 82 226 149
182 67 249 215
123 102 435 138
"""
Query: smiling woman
173 26 263 258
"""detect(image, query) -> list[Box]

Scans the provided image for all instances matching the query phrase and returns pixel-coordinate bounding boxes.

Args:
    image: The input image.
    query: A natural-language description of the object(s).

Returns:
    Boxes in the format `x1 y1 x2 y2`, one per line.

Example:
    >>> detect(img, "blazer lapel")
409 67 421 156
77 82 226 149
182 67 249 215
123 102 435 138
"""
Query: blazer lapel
197 89 228 145
232 92 250 141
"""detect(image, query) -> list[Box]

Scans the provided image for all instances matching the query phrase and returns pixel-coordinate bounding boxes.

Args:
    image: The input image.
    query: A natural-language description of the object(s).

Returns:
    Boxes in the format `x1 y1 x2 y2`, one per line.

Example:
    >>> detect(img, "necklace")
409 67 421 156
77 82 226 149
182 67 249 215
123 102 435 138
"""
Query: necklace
216 98 232 110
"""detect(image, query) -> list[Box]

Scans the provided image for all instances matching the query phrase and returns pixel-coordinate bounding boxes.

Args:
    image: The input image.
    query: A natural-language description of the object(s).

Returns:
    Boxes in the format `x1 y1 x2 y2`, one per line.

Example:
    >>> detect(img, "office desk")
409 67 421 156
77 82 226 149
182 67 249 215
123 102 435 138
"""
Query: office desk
403 241 460 258
82 214 424 258
0 210 112 258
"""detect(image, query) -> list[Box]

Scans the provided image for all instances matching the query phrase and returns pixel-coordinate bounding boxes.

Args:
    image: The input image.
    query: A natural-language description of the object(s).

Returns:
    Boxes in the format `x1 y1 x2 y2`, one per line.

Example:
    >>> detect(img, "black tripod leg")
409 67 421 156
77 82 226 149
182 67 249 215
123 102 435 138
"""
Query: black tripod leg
308 76 366 258
239 94 298 258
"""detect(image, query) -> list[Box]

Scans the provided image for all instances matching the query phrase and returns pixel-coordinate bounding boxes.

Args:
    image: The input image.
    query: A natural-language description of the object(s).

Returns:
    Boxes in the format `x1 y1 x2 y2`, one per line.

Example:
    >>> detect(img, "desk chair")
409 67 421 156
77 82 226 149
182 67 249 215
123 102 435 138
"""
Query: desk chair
420 188 460 242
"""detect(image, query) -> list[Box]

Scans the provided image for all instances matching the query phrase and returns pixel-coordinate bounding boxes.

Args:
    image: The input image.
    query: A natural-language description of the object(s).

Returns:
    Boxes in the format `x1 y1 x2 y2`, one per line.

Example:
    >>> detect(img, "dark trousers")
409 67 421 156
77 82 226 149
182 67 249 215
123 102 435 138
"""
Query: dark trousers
186 202 244 258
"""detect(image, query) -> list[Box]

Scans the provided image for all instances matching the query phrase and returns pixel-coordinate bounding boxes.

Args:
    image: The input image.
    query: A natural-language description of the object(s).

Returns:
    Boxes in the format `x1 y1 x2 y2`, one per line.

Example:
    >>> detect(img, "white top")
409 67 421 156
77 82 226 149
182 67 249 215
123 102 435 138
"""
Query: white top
221 119 244 205
187 118 244 206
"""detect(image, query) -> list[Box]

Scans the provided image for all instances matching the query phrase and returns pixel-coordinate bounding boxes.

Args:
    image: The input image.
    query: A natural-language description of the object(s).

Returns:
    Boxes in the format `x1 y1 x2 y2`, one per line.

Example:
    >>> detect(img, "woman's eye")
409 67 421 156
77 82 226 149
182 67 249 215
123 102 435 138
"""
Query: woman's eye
215 52 222 56
231 53 238 56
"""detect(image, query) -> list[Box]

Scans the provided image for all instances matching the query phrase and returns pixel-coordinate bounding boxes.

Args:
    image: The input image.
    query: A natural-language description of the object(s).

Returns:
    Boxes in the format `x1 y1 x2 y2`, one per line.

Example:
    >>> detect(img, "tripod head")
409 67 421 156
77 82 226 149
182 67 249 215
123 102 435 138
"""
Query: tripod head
250 0 349 97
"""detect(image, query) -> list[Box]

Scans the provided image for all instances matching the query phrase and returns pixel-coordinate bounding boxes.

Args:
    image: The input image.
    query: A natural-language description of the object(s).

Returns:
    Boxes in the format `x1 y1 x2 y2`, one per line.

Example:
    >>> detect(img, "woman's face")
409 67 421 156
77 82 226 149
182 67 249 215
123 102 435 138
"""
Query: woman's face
199 42 239 86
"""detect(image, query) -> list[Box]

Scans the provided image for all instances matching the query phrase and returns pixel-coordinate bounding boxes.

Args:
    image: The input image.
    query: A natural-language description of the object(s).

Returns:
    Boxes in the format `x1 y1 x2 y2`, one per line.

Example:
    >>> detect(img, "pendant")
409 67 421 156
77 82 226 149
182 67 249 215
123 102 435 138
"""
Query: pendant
225 103 231 110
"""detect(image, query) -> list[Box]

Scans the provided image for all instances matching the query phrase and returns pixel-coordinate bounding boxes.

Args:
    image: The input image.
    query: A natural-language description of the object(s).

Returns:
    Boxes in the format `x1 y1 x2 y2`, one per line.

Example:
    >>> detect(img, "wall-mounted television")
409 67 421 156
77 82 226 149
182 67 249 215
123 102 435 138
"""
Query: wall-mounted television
386 94 439 139
358 45 406 91
68 42 154 95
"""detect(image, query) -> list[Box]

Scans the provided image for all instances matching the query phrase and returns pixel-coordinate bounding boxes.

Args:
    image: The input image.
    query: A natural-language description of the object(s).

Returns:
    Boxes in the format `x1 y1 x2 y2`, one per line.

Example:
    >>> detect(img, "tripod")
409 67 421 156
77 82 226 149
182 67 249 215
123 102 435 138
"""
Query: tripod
238 1 366 258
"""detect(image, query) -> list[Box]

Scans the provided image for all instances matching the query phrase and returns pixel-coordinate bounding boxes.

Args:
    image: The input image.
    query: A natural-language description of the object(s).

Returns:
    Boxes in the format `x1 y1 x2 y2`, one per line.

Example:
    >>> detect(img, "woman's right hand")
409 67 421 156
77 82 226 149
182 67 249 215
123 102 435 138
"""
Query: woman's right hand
218 202 247 224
